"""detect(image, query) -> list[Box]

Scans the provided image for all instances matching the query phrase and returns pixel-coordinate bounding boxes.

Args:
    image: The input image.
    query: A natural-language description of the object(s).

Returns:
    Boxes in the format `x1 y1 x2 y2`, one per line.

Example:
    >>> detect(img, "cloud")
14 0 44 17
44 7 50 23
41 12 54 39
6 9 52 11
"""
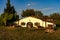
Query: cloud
27 3 31 7
31 2 36 5
27 2 36 7
40 7 53 11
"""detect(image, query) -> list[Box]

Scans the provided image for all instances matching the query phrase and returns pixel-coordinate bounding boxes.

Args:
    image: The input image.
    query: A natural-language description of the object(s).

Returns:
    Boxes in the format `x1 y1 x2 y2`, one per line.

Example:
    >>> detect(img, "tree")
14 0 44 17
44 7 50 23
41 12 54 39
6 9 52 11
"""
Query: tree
0 16 4 26
21 9 35 17
35 11 43 17
0 0 19 26
50 13 60 26
50 13 60 19
21 9 43 18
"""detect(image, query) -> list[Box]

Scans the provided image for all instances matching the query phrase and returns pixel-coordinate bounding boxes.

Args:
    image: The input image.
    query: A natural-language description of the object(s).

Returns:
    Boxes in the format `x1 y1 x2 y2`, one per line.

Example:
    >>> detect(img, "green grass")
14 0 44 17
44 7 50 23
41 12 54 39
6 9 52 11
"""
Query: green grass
0 26 60 40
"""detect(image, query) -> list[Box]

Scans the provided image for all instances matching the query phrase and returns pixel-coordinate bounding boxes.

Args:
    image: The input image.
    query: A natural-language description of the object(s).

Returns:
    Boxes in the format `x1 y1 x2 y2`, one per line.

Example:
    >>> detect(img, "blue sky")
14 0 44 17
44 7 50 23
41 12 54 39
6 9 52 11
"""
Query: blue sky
0 0 60 16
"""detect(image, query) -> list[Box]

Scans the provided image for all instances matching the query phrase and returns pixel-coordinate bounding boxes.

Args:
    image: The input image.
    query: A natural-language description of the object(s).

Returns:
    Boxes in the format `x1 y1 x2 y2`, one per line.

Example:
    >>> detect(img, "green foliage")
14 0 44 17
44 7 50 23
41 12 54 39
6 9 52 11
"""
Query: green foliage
0 13 8 25
8 14 13 20
21 9 35 17
50 13 60 26
0 0 19 26
0 16 3 25
50 13 60 19
21 9 43 17
35 11 43 17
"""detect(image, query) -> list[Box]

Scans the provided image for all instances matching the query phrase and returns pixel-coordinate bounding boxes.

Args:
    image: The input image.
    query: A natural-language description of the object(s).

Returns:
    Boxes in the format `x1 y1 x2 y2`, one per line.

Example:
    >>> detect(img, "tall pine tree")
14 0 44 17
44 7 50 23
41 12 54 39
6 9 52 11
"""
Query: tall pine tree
1 0 19 26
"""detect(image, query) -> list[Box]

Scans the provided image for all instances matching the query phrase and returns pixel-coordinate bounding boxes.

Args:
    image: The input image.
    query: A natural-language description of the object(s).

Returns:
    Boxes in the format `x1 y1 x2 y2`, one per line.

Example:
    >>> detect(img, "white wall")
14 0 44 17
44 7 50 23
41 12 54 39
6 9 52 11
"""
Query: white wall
14 17 55 28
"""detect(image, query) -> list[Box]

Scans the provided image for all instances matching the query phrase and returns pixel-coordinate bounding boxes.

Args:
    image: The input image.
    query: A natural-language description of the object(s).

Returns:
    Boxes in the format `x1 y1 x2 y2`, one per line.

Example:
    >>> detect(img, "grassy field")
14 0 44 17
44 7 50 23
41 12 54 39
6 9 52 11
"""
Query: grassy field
0 26 60 40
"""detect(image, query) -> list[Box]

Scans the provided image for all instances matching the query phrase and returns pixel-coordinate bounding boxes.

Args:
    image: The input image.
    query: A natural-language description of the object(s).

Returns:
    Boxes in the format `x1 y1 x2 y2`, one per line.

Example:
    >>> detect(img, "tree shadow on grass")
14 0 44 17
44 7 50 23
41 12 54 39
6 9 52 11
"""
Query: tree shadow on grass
55 24 60 30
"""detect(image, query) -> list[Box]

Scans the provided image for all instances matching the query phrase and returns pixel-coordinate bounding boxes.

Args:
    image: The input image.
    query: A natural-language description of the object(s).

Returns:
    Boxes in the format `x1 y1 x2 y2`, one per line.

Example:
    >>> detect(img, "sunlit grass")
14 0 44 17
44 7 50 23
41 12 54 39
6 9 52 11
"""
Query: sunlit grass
0 26 60 40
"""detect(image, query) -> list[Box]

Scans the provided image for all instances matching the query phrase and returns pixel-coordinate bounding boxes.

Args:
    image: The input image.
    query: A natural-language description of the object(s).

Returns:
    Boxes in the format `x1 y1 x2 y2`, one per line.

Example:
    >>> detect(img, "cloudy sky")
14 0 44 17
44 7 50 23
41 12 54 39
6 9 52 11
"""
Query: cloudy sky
0 0 60 15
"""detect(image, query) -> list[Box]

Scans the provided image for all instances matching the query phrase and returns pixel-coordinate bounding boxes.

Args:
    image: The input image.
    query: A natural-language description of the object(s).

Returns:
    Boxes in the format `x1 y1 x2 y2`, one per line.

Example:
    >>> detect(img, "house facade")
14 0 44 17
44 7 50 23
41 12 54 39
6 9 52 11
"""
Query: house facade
14 16 56 28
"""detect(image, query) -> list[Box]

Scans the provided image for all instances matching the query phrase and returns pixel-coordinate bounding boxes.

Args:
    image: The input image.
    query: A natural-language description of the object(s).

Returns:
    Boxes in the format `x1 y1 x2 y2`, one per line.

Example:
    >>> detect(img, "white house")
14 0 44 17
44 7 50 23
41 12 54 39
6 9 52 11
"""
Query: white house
14 16 56 28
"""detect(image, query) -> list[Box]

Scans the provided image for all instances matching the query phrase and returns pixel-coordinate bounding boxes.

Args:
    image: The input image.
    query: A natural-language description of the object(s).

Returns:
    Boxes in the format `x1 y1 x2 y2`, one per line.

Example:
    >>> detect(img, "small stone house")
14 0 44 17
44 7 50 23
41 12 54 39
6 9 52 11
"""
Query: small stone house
14 16 56 28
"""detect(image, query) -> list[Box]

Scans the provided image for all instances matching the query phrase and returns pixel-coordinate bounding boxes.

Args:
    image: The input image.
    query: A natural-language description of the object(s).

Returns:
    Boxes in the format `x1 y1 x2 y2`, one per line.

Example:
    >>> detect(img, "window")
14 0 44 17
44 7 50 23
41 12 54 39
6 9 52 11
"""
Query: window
35 22 40 26
21 22 25 25
48 25 53 29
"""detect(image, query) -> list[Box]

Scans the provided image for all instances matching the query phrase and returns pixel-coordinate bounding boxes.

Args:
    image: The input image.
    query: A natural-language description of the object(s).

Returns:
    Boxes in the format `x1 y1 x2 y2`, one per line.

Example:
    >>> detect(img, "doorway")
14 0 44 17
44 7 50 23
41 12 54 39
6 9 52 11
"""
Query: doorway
27 22 33 28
